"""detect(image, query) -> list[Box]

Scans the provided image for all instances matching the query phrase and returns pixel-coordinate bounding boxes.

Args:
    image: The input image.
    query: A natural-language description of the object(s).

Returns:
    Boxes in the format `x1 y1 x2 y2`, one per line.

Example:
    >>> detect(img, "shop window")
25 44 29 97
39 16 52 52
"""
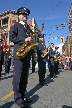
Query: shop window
12 20 16 23
2 18 8 25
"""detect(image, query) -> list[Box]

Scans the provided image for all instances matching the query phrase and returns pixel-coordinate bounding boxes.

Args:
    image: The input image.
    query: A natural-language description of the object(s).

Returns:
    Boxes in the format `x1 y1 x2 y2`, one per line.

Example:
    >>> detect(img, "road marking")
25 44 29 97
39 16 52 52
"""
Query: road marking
33 76 36 78
0 76 37 101
0 91 14 101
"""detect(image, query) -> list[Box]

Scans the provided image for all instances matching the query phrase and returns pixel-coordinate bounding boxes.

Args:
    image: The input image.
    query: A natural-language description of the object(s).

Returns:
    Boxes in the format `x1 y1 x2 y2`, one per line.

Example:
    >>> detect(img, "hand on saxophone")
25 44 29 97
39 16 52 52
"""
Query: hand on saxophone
28 37 32 41
25 37 32 42
9 55 12 59
54 55 56 58
42 50 45 54
48 47 50 51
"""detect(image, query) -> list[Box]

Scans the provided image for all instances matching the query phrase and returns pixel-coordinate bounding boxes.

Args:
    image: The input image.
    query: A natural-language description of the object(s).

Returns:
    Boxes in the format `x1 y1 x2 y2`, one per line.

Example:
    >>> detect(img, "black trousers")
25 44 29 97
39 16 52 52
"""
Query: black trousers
12 59 30 102
54 61 59 75
5 61 10 73
38 61 46 83
0 61 2 78
49 62 54 78
32 59 36 73
48 64 50 72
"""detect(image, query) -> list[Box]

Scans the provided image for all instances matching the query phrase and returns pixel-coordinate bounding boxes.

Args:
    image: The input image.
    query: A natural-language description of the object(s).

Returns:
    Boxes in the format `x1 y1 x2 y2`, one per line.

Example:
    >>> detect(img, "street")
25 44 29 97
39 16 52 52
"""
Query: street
0 68 72 108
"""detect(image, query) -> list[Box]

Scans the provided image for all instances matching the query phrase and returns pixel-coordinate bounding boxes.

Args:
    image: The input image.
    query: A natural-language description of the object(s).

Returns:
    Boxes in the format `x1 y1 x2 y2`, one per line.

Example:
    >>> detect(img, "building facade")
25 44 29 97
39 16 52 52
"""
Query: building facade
68 3 72 55
62 3 72 56
0 10 18 45
62 36 71 56
0 10 39 50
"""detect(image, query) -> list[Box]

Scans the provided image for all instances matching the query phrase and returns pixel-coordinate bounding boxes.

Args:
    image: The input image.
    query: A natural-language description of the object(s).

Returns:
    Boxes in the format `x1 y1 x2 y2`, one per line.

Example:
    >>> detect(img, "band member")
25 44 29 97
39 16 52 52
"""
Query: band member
0 41 4 80
4 47 12 74
49 43 55 79
37 34 48 86
9 7 32 107
54 46 60 75
47 45 51 73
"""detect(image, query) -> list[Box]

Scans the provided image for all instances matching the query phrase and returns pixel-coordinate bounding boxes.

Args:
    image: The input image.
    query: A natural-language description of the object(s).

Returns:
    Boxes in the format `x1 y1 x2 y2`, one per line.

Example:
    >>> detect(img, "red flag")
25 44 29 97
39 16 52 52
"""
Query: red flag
42 22 44 31
5 45 9 49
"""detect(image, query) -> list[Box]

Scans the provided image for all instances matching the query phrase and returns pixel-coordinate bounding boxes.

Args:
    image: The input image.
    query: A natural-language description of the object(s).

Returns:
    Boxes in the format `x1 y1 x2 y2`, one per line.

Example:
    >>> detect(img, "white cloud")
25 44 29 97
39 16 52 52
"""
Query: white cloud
53 43 64 54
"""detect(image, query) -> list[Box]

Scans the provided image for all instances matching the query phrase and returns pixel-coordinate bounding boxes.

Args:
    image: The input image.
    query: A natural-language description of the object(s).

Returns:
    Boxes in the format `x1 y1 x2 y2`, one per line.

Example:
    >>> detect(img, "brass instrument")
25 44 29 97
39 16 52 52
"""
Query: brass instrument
16 43 38 59
41 45 51 58
16 25 39 59
54 54 60 61
54 57 60 61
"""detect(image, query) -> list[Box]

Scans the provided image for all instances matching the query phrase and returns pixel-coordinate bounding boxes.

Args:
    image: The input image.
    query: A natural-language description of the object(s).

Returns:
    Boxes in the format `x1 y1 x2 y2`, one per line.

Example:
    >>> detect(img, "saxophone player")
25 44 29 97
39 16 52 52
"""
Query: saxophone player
9 7 32 107
49 43 55 80
37 34 48 86
54 46 60 76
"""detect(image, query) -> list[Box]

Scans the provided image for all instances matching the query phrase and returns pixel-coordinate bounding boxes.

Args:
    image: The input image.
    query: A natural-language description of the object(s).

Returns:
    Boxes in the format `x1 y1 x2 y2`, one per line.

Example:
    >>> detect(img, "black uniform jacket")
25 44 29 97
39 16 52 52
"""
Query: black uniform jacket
37 41 48 62
49 48 55 65
9 22 32 60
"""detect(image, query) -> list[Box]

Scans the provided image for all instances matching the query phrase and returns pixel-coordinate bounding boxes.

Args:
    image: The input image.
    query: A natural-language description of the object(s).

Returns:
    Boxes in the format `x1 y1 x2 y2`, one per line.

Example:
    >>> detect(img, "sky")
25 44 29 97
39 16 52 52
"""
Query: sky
0 0 72 53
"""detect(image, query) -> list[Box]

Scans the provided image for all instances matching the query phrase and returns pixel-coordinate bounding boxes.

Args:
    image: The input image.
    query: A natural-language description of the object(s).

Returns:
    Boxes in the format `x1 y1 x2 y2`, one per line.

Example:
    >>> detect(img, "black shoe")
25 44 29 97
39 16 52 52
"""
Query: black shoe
24 97 32 103
57 72 60 74
7 71 9 74
15 98 28 108
54 74 58 78
15 103 28 108
44 82 48 86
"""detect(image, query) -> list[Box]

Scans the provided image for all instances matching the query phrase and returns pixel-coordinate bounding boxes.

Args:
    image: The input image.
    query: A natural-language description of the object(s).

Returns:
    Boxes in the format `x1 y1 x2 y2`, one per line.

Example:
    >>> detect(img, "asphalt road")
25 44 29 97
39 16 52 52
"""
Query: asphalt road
0 67 72 108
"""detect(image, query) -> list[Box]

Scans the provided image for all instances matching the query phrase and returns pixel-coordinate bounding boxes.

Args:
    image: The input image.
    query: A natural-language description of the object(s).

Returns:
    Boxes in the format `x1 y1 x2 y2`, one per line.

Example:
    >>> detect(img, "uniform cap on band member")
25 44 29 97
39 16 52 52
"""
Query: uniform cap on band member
17 7 30 15
55 46 59 49
38 34 44 38
50 43 54 45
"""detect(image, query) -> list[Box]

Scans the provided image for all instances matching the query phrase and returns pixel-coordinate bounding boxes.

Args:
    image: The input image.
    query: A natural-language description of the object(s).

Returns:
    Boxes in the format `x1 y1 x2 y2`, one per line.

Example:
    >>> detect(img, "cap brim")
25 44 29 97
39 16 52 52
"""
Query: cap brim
55 47 59 49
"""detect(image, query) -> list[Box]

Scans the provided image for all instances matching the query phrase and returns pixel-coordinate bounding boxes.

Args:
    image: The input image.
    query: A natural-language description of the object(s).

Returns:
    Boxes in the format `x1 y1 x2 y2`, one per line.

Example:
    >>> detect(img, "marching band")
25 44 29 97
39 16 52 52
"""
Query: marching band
0 6 61 108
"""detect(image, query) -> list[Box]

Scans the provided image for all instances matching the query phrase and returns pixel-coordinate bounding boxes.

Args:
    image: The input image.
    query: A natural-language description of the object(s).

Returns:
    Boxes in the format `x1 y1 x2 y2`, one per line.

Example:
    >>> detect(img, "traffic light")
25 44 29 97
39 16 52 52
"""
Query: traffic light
60 37 64 42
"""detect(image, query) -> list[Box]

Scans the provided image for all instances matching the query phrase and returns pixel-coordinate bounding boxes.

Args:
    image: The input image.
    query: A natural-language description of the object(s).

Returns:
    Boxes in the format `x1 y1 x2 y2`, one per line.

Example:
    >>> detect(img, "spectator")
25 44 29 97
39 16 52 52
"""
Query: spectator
69 58 72 70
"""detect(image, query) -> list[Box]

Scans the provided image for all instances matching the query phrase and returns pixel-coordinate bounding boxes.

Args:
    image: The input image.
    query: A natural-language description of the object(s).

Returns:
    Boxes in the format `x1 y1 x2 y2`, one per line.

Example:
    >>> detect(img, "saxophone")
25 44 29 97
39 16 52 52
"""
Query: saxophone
16 26 39 59
54 53 60 62
41 45 51 58
54 56 60 61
